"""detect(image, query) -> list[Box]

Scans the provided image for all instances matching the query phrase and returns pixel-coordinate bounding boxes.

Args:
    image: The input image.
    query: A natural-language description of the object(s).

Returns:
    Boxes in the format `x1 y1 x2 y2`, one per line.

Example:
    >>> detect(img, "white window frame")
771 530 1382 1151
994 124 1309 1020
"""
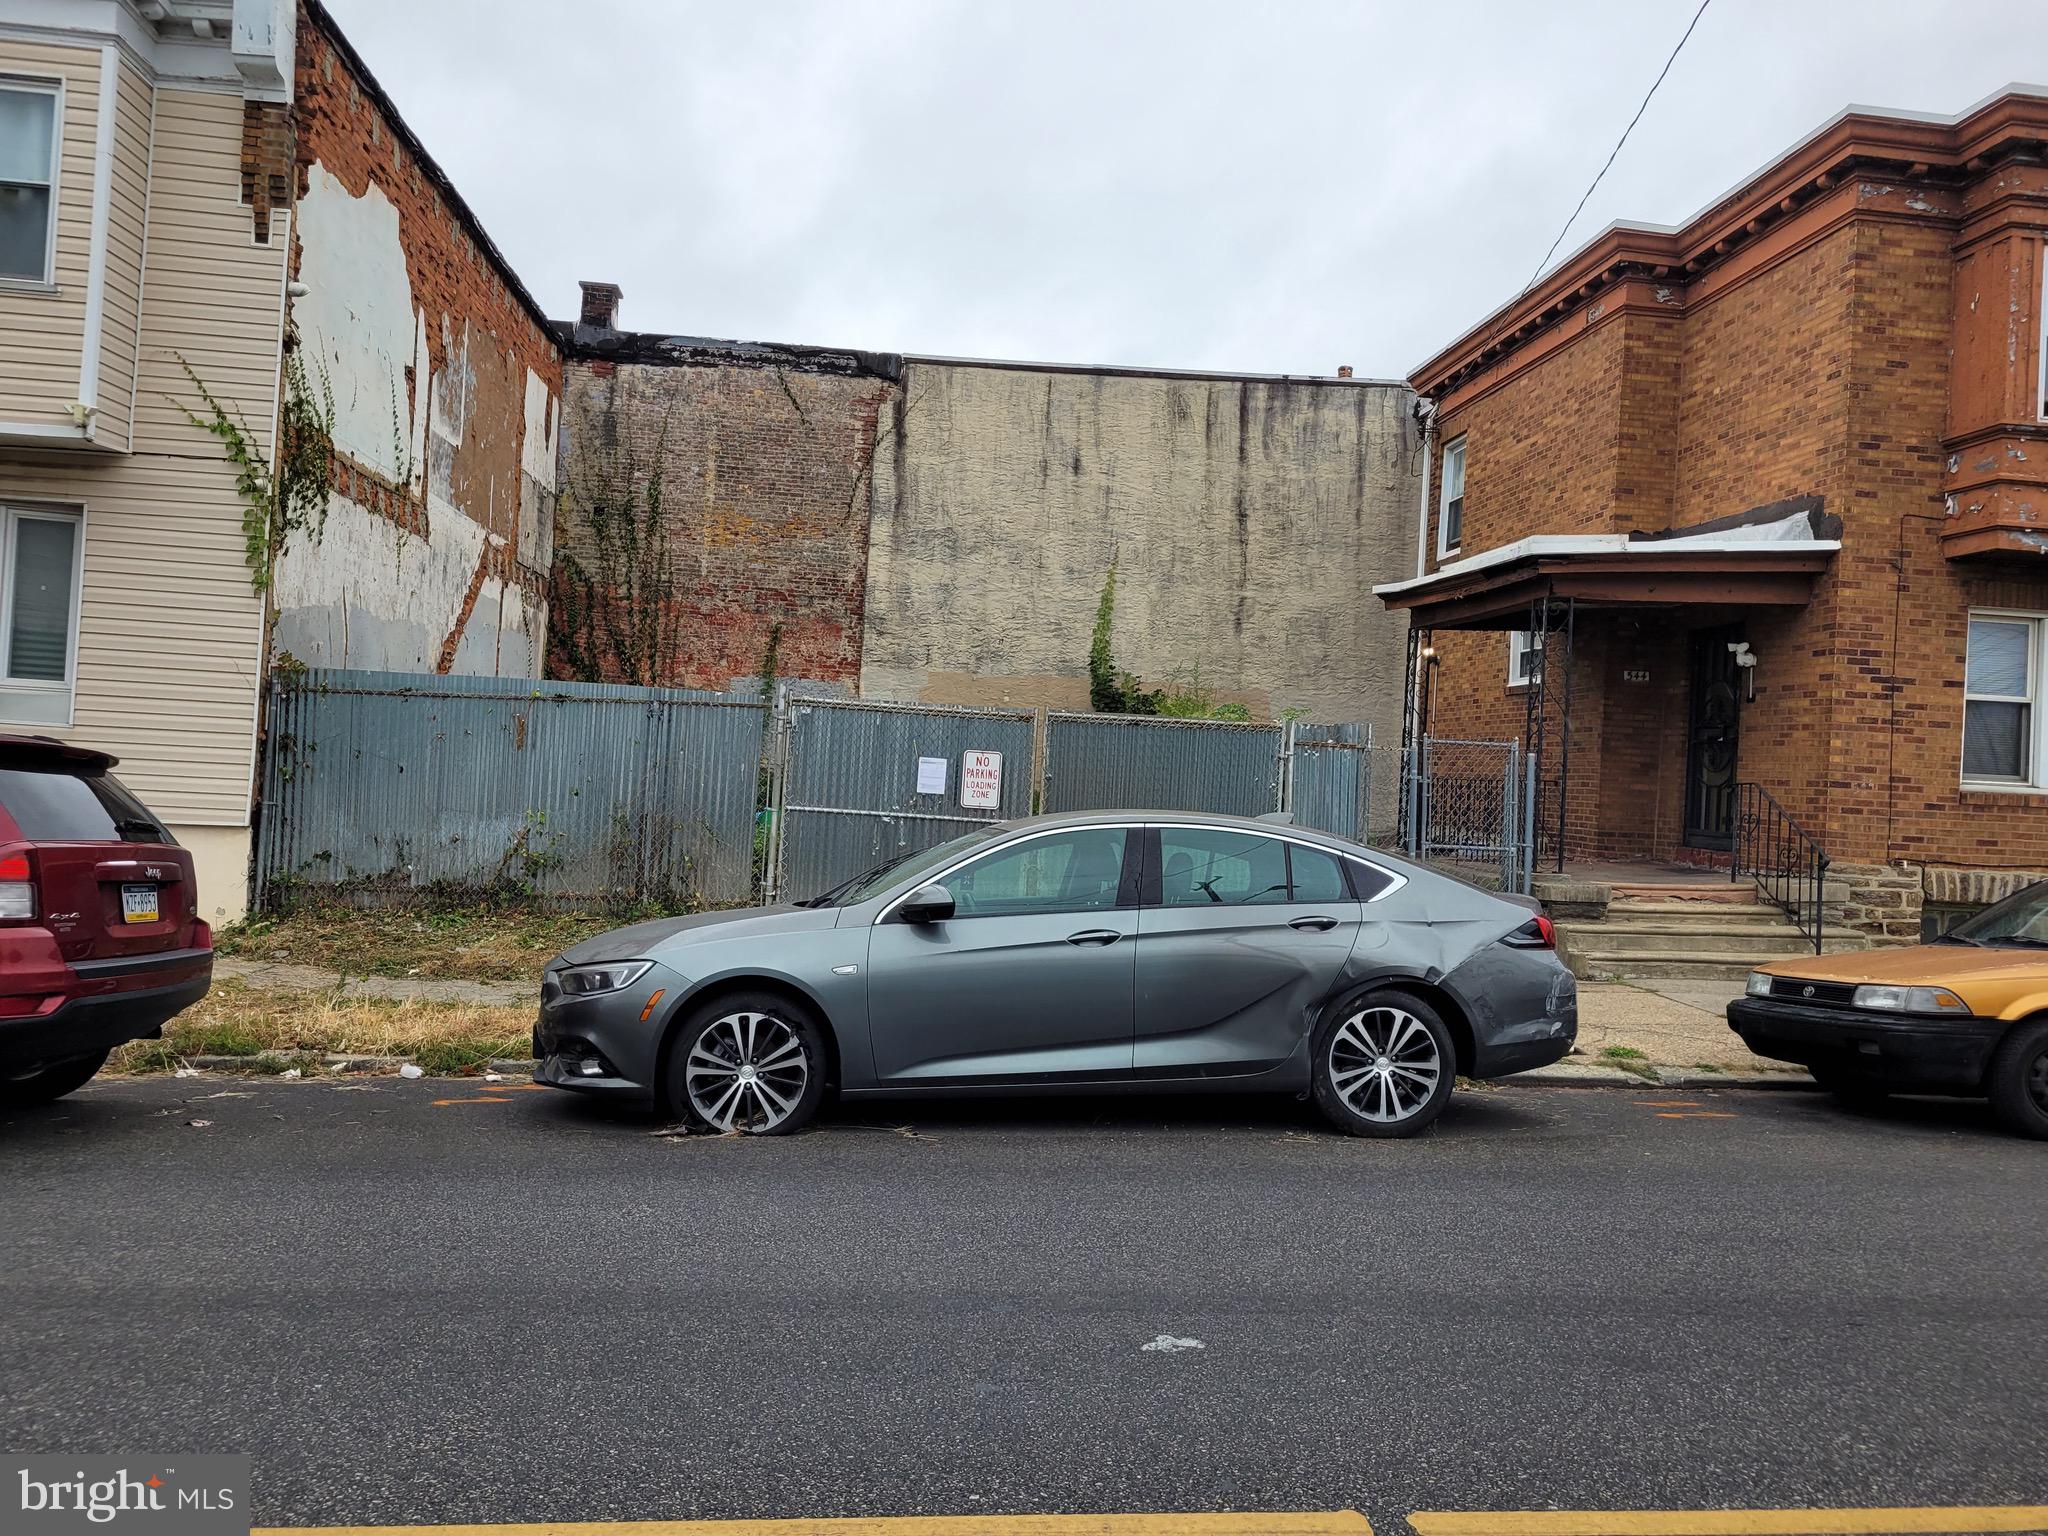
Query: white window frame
1962 608 2048 791
1437 435 1466 559
0 502 85 727
1507 628 1539 689
0 76 63 288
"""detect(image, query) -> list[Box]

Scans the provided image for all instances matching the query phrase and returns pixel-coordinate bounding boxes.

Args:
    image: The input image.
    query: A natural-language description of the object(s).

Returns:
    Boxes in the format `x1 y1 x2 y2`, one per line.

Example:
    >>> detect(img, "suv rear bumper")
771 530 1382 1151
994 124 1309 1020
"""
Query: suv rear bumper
0 949 212 1067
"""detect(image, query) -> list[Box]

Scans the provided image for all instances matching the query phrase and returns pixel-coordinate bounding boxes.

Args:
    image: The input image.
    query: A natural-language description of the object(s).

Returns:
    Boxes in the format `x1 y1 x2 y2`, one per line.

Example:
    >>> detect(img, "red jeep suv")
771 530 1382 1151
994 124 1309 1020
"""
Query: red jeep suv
0 736 213 1105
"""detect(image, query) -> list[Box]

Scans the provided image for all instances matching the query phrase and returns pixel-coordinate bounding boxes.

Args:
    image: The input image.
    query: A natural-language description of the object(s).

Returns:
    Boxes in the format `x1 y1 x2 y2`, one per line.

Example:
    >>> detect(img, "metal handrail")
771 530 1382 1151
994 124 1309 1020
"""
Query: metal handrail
1731 781 1828 953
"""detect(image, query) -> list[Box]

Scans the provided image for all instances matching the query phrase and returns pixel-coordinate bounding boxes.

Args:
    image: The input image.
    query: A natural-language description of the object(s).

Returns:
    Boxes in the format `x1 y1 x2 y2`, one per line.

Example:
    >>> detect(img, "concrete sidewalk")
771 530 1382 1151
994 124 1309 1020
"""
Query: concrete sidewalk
214 958 533 1008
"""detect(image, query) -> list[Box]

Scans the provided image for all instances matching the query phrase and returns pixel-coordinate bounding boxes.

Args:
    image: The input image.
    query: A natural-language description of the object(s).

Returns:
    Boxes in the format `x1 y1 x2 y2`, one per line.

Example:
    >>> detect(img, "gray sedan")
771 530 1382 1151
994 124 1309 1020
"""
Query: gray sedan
532 810 1576 1137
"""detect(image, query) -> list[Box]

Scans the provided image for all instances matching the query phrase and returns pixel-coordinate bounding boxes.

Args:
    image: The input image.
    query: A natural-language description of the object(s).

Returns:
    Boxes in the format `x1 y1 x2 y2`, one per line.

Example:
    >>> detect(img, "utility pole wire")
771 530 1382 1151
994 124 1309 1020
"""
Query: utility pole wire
1523 0 1714 293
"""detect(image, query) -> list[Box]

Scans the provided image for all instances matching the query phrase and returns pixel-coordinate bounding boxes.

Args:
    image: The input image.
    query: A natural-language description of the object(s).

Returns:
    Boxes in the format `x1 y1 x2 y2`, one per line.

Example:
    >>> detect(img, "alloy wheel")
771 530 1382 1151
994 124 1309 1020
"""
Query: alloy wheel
2030 1044 2048 1116
1328 1006 1443 1123
684 1011 810 1132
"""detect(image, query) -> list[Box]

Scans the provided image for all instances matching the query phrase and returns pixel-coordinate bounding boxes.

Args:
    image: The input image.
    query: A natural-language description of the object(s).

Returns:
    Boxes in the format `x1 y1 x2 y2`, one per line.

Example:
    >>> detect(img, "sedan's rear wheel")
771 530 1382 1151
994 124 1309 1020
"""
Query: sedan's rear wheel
1311 991 1455 1138
1987 1020 2048 1141
0 1049 109 1107
668 994 826 1136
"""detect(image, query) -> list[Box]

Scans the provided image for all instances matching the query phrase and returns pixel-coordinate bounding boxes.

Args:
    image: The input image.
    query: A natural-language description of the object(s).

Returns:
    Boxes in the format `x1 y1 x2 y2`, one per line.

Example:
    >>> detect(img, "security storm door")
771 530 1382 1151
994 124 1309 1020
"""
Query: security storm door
1683 627 1742 849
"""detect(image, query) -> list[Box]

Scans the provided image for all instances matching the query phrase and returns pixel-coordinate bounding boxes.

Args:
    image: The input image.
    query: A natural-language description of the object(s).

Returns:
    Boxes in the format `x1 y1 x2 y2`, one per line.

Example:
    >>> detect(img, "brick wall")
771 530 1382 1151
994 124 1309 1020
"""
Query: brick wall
272 3 565 677
1416 209 2048 876
548 353 896 691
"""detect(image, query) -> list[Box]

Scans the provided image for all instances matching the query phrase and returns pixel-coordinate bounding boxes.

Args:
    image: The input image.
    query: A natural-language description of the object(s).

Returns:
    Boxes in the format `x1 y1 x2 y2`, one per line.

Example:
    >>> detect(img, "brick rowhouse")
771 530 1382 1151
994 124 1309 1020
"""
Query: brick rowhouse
1383 88 2048 936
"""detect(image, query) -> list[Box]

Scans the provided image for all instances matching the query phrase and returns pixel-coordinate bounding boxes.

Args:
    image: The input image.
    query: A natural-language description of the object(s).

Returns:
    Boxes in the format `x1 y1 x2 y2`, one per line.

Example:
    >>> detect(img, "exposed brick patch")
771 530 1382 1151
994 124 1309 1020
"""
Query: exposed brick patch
240 100 294 244
547 356 896 690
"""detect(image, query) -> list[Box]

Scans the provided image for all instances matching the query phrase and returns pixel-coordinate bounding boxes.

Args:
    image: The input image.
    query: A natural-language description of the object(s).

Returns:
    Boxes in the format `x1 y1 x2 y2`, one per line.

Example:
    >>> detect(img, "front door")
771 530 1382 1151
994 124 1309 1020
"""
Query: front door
864 823 1140 1084
1683 627 1742 849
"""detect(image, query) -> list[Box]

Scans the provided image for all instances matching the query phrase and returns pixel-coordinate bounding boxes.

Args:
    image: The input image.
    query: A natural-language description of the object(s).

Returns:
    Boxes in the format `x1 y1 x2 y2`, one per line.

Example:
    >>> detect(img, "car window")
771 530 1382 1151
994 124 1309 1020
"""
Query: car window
947 827 1128 918
821 826 1003 907
1158 828 1291 907
0 767 174 844
1288 843 1350 902
1344 856 1399 901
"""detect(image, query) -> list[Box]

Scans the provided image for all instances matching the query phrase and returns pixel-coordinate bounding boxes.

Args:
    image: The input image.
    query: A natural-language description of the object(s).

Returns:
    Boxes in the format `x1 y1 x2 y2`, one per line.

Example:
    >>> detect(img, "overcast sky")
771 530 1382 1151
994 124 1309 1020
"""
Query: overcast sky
325 0 2048 380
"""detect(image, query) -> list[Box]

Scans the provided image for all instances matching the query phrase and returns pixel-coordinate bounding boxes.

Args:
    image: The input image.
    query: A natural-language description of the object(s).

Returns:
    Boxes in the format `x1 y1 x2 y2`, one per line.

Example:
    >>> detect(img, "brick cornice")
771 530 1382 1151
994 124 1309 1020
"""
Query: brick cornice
1413 90 2048 400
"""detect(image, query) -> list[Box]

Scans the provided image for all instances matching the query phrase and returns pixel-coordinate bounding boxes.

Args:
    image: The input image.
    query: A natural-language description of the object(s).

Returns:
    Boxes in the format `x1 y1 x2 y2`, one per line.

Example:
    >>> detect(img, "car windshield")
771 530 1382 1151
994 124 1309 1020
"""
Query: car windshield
803 826 1005 908
1947 881 2048 947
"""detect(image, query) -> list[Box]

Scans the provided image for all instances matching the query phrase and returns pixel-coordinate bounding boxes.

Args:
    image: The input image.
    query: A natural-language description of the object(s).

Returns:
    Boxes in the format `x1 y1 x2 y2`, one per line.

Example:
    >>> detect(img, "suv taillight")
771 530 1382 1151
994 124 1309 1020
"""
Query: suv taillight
0 851 34 920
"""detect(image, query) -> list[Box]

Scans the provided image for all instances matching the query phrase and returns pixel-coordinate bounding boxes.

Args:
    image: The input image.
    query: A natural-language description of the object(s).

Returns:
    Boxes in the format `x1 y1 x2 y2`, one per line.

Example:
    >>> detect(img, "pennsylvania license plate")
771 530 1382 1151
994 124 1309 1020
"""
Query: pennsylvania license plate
121 884 160 924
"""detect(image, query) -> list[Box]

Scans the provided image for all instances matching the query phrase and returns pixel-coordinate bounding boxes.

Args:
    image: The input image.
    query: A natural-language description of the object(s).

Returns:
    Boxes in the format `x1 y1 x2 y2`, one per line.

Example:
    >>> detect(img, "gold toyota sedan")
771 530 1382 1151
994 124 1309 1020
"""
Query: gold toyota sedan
1727 881 2048 1138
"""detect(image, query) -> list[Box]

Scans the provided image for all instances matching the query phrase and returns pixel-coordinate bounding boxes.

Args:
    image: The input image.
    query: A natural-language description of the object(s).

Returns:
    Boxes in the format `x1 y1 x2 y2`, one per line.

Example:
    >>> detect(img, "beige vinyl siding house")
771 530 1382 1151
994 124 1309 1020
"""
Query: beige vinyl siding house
0 14 290 922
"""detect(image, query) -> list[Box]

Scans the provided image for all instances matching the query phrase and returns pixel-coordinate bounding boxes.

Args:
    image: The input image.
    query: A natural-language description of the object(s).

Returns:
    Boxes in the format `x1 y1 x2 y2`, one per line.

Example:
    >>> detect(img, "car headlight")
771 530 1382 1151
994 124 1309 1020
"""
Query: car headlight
1851 983 1969 1014
1746 971 1774 997
557 960 654 996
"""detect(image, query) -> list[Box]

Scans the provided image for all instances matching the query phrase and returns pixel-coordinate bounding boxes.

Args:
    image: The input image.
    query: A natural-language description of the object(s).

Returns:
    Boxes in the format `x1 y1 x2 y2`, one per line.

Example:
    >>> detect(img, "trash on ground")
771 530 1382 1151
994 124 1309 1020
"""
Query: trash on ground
398 1064 424 1079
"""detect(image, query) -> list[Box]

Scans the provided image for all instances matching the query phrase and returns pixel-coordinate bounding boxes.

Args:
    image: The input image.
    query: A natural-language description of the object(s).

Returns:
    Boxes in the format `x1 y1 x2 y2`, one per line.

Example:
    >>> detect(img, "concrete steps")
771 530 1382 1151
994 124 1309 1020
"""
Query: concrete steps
1553 879 1884 981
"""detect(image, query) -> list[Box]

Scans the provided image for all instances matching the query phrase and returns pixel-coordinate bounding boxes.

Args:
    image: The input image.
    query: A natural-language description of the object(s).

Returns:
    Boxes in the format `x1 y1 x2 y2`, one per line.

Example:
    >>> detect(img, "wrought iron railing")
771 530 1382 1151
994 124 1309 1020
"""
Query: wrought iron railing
1731 781 1827 952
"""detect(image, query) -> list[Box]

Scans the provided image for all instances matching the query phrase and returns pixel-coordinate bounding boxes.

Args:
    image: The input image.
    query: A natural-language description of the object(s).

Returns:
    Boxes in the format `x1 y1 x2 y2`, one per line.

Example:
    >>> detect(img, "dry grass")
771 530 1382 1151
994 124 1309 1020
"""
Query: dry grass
108 979 535 1075
215 902 657 983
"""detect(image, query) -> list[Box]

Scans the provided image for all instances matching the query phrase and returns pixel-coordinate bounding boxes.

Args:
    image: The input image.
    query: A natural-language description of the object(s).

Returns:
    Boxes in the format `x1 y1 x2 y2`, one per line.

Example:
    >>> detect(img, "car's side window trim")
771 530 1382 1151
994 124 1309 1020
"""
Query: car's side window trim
872 822 1143 924
1140 823 1408 906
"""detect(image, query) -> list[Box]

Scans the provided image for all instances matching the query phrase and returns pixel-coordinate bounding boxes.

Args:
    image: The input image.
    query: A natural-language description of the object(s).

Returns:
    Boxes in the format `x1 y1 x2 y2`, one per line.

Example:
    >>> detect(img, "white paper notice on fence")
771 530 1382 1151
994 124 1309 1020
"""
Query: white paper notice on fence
916 756 949 796
960 750 1003 809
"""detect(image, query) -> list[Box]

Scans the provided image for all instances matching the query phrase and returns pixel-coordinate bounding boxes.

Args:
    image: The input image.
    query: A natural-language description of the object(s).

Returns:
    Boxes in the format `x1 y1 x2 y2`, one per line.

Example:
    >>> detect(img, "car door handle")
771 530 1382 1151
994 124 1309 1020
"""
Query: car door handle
1065 929 1122 946
1289 915 1340 931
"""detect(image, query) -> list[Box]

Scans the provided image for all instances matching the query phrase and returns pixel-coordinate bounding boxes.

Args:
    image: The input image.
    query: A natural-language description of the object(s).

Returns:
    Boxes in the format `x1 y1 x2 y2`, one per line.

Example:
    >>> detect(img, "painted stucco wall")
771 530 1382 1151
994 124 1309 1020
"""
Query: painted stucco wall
860 362 1419 731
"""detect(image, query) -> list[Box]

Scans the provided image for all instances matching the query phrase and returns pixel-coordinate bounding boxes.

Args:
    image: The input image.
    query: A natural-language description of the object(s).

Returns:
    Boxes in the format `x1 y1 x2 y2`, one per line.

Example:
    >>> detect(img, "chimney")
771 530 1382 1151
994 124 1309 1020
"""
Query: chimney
1336 365 1354 379
579 280 623 332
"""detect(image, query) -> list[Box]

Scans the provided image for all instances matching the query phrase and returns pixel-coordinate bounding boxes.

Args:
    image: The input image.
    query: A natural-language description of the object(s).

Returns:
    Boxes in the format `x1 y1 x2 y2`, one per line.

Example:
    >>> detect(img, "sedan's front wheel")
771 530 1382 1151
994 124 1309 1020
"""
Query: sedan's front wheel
1311 991 1455 1138
667 993 828 1135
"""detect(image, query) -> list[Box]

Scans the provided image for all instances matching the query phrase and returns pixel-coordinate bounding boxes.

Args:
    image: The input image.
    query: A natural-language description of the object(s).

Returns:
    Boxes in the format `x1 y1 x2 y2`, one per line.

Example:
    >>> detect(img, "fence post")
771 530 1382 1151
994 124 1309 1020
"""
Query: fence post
1277 718 1296 817
1500 744 1516 891
1521 749 1539 894
1029 706 1050 815
761 684 791 905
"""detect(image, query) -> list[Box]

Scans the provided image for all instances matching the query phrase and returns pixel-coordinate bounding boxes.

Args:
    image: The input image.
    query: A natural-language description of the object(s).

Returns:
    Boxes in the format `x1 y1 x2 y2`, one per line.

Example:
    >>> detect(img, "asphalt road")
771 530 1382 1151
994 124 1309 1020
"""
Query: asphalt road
2 1074 2044 1532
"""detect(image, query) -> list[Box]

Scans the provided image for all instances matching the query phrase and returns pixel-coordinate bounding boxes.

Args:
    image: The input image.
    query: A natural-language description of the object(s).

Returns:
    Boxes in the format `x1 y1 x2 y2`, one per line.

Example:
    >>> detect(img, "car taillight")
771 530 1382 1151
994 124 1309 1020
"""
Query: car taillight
0 851 32 920
1502 913 1556 948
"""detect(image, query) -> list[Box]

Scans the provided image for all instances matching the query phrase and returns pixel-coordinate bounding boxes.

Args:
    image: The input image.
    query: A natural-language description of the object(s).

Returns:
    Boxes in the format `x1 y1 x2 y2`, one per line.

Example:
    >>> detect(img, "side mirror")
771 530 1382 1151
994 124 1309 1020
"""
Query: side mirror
898 884 955 924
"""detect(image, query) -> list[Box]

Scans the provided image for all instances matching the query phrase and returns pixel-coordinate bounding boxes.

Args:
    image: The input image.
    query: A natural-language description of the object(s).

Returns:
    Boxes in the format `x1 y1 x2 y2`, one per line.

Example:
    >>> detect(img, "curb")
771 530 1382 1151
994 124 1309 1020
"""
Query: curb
1513 1063 1816 1090
167 1053 541 1077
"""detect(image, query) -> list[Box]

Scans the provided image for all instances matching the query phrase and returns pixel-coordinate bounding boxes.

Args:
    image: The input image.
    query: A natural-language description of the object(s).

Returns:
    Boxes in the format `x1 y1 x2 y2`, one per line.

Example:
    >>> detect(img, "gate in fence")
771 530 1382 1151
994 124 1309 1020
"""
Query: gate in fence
766 697 1037 904
1408 736 1536 893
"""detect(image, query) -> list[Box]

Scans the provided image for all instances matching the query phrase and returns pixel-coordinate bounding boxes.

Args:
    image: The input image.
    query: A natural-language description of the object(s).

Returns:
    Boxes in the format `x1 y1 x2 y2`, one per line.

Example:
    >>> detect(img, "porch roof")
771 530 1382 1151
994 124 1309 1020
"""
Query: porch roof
1371 507 1841 631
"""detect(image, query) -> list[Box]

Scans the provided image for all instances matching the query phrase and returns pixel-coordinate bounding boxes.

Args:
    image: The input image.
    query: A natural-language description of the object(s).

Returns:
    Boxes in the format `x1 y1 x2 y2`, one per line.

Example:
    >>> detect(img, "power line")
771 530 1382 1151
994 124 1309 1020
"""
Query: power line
1523 0 1714 293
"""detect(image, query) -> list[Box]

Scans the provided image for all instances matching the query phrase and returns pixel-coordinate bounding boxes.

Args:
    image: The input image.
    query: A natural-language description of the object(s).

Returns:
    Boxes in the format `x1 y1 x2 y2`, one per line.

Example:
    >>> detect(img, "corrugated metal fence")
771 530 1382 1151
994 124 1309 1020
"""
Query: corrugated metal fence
254 670 767 909
252 670 1536 910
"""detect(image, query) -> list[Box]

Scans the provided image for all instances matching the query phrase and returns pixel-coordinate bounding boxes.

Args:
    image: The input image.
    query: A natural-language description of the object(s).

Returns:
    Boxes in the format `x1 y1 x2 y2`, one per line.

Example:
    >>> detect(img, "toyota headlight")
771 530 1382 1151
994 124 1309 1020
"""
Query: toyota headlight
1745 971 1774 997
1851 983 1969 1014
557 960 654 996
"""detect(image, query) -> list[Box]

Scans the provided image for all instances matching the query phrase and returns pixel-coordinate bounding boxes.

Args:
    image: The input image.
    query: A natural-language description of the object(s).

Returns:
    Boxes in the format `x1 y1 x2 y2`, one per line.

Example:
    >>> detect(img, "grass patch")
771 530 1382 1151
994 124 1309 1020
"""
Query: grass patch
107 980 535 1075
1597 1044 1658 1079
215 898 697 983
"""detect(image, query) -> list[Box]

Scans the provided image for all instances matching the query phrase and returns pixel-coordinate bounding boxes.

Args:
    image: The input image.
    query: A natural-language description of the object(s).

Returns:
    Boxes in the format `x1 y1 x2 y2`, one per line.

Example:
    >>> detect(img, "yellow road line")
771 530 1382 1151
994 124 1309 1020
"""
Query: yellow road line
253 1513 1375 1536
1406 1508 2048 1535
